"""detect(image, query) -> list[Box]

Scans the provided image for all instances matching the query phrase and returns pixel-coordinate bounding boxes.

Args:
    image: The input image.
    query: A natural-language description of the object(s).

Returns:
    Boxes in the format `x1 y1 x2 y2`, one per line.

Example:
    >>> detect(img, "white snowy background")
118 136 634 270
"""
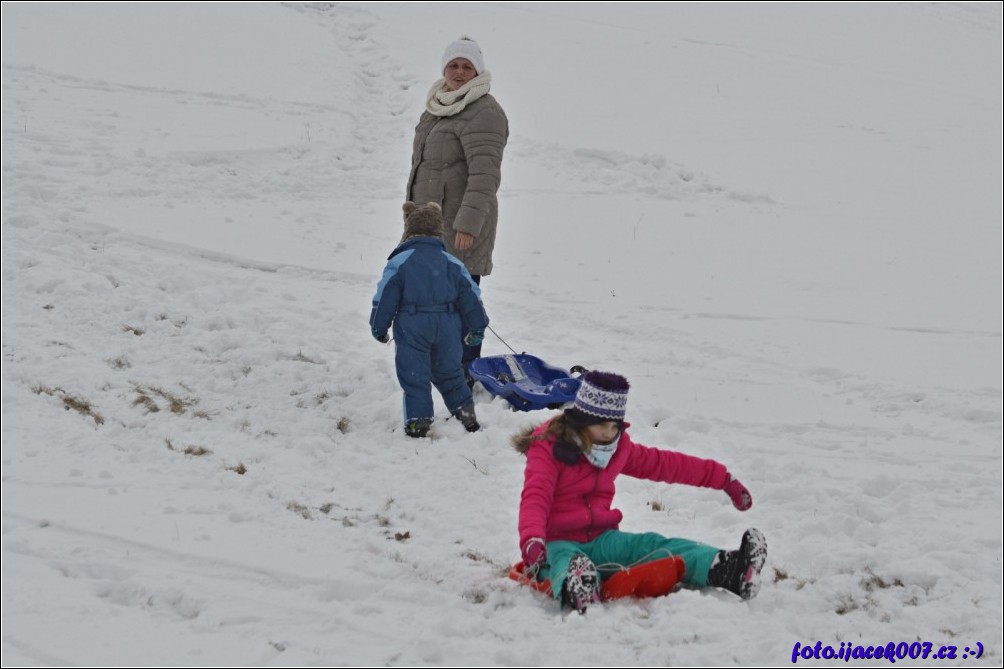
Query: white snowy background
2 2 1001 666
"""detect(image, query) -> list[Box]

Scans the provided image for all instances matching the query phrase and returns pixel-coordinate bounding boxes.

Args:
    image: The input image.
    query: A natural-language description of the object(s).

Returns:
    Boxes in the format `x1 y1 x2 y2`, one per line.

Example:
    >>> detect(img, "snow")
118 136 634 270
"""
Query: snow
2 2 1001 665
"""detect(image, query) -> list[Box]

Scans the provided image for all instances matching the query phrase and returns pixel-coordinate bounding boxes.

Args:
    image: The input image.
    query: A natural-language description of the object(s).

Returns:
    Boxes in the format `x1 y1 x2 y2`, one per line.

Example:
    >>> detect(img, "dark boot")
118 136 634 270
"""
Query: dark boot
404 419 431 438
707 528 767 600
452 403 480 432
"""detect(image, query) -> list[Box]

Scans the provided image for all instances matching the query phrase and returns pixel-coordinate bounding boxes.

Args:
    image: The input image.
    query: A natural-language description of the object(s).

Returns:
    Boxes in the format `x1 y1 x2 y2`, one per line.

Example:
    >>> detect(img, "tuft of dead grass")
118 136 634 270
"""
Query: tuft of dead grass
292 350 321 364
164 439 210 456
131 385 198 415
287 502 313 520
106 356 131 370
32 384 104 426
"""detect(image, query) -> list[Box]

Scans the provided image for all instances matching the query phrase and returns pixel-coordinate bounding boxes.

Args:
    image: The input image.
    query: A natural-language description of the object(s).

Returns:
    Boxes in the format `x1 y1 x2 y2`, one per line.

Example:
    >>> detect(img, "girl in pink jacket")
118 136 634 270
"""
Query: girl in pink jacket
514 370 767 613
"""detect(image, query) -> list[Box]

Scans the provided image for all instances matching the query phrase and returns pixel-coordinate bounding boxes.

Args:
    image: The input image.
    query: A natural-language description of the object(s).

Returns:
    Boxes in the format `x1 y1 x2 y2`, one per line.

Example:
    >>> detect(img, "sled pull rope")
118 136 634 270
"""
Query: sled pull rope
488 325 519 355
594 548 677 573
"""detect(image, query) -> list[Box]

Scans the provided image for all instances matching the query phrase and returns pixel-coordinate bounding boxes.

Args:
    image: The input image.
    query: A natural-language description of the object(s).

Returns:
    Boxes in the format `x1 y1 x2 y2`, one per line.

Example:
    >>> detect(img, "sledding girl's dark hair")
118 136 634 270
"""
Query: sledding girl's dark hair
511 414 597 455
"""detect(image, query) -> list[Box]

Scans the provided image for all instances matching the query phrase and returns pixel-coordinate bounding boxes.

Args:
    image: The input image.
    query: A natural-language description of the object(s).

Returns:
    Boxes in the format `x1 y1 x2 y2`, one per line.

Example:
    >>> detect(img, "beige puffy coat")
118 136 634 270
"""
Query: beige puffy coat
407 94 508 276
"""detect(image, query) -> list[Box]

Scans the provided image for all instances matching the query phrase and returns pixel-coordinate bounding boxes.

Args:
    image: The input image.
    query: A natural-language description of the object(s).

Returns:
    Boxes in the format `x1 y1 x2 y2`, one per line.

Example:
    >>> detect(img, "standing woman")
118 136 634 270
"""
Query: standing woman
407 37 509 379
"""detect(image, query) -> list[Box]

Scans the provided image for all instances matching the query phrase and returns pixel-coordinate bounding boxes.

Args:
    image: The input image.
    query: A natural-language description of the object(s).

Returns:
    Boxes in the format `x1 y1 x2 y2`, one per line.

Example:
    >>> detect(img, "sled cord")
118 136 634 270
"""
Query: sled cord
595 548 677 573
488 325 518 355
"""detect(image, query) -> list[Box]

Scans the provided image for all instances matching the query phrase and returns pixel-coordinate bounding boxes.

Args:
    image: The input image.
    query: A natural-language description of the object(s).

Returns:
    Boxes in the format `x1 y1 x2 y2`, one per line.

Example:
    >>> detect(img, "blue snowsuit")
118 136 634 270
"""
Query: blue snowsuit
370 236 489 424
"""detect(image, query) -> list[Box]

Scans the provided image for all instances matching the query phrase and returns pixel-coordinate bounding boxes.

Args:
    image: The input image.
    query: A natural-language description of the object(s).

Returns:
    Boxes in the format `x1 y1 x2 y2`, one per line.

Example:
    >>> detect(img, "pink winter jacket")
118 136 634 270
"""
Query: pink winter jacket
518 423 730 548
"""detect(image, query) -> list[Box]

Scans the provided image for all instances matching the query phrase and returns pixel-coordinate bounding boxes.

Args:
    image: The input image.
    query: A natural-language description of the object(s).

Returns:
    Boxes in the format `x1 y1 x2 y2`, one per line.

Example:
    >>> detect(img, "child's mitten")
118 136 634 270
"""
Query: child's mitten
521 537 547 573
723 475 753 511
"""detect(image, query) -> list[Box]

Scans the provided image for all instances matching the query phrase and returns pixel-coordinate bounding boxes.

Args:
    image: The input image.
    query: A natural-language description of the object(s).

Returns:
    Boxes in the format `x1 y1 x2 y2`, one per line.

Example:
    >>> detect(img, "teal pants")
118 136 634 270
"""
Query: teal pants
539 530 721 601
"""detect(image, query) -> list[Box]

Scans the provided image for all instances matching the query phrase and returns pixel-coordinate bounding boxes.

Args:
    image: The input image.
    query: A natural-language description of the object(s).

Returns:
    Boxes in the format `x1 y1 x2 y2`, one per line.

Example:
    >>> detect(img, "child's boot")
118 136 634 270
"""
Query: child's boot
452 402 480 432
404 419 432 438
560 554 601 614
707 528 767 600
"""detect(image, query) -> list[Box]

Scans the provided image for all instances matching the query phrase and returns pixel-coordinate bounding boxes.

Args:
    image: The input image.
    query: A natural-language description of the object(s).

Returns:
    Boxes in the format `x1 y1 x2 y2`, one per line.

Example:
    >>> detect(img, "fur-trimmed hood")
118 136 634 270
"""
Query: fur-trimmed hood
512 415 611 457
511 423 540 455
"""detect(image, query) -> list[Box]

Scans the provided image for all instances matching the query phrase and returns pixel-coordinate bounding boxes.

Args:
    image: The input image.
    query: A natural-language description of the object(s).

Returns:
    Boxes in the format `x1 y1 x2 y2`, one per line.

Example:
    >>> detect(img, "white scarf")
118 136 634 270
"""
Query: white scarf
585 439 619 469
571 431 620 469
425 72 492 117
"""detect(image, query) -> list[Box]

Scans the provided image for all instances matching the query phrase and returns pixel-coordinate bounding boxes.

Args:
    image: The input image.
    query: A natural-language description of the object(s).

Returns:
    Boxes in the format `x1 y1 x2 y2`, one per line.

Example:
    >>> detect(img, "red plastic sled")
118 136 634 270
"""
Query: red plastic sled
509 555 685 601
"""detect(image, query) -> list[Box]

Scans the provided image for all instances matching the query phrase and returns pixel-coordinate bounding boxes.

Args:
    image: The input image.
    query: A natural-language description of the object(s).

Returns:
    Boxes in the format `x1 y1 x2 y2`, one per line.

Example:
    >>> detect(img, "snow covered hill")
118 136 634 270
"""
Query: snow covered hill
2 3 1001 665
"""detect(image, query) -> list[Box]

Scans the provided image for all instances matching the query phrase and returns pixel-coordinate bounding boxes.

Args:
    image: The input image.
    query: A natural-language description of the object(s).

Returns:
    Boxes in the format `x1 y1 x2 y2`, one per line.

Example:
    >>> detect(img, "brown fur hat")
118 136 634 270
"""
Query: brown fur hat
402 201 444 239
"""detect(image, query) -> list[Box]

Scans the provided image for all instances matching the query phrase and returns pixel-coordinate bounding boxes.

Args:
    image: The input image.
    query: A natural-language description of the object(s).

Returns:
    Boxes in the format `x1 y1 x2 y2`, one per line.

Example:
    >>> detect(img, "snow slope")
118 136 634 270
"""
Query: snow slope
2 2 1001 665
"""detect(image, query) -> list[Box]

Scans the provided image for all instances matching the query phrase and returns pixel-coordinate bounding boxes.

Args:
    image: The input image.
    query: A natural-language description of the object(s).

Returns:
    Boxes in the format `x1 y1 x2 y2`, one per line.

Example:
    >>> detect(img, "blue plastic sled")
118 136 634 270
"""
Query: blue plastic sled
467 354 584 411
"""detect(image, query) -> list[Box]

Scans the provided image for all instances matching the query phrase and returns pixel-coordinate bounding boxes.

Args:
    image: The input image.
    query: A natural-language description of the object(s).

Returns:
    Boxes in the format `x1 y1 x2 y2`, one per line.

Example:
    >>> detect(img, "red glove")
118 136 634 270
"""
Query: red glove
521 537 547 574
723 475 753 511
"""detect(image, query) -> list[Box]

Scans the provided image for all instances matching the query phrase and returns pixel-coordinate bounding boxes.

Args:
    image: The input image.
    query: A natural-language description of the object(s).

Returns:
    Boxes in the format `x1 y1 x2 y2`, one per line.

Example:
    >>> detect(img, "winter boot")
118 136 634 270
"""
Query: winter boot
560 554 601 614
452 403 480 432
404 419 431 438
707 528 767 600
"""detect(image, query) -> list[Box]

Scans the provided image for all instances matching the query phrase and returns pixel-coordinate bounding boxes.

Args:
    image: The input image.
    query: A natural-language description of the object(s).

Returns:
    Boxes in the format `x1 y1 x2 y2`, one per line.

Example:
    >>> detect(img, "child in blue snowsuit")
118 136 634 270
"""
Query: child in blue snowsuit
371 202 489 438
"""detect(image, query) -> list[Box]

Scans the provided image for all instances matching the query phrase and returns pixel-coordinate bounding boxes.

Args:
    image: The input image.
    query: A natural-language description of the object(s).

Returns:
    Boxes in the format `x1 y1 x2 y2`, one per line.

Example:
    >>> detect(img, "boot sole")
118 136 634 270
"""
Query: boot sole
738 528 767 600
564 555 601 613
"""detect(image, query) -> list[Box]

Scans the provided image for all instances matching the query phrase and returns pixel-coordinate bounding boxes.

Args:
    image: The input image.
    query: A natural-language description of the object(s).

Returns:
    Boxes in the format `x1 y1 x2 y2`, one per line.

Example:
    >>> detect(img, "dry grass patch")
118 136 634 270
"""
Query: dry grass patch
462 549 510 576
164 439 210 457
132 385 198 415
106 356 131 370
287 502 313 520
292 350 321 364
31 384 104 426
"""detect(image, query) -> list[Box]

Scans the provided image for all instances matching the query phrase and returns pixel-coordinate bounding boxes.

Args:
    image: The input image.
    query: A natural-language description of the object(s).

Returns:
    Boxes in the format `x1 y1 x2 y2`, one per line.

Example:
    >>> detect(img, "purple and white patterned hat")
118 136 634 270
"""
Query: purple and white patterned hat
564 371 629 426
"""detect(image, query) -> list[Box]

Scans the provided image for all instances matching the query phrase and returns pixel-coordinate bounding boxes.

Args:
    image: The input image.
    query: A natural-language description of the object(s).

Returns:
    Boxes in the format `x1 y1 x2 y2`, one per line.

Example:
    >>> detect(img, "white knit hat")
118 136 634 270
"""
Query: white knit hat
441 37 485 74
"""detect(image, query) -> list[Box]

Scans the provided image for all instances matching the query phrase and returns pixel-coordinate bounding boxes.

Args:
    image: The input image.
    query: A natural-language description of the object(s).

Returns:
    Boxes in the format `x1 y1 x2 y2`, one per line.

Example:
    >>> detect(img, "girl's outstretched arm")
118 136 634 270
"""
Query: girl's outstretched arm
622 435 754 509
622 434 730 490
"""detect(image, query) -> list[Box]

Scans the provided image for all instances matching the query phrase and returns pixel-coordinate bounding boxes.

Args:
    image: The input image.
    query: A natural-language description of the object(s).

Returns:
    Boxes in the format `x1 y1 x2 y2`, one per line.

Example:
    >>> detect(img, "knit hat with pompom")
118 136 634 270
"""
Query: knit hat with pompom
564 371 629 427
